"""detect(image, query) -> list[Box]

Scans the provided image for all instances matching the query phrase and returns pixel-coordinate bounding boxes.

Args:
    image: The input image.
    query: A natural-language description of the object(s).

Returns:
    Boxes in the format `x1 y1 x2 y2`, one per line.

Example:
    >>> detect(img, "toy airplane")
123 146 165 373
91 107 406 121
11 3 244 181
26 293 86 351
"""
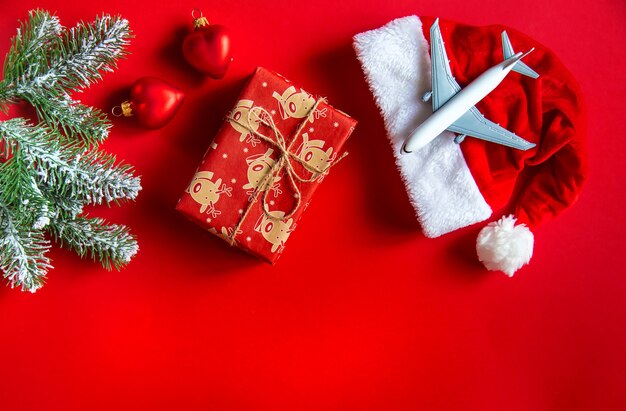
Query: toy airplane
402 18 539 153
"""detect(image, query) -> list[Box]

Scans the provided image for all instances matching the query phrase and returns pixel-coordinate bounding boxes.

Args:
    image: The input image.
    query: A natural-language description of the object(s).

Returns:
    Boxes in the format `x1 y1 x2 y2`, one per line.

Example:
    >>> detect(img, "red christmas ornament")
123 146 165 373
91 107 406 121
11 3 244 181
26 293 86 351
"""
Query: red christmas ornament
182 10 233 79
114 77 185 129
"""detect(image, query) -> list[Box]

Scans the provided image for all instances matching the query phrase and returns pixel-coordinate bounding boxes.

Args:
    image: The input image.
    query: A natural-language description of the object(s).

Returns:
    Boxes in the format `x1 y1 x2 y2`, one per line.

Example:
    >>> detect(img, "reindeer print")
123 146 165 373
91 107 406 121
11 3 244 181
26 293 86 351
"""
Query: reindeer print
228 99 262 144
243 148 282 197
272 86 316 120
254 210 294 253
296 133 335 174
186 171 232 217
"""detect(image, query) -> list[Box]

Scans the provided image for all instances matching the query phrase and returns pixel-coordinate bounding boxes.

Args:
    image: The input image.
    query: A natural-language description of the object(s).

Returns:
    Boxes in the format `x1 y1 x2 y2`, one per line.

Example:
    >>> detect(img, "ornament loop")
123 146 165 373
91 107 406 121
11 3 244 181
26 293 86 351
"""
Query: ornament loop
112 101 133 117
111 105 123 117
191 8 209 28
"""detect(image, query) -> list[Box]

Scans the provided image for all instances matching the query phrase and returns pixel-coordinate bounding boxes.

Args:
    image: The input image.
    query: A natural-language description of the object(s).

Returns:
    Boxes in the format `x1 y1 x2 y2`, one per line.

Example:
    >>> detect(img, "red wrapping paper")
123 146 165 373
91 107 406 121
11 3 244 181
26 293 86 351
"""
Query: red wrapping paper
176 67 357 263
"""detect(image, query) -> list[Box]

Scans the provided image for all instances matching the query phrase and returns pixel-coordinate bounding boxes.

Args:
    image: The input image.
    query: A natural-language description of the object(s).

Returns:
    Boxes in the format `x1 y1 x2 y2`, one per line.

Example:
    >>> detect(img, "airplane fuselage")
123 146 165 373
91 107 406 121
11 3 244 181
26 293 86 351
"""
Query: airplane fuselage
402 53 524 153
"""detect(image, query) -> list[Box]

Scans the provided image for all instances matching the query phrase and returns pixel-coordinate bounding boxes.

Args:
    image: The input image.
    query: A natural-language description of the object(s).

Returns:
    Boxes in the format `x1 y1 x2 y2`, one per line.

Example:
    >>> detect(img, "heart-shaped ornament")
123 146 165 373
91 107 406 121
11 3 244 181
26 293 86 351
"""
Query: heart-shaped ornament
182 13 233 79
116 77 185 129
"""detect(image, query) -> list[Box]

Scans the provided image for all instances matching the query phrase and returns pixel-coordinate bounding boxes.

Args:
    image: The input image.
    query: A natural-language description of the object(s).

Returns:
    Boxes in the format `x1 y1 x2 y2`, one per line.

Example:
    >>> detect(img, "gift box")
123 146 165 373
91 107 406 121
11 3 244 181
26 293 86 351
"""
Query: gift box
176 67 357 263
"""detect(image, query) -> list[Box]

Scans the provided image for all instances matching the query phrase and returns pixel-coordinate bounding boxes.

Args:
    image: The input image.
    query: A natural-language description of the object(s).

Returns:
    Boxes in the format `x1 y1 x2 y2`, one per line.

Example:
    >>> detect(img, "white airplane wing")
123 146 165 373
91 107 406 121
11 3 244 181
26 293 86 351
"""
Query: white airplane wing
447 106 537 150
430 18 461 111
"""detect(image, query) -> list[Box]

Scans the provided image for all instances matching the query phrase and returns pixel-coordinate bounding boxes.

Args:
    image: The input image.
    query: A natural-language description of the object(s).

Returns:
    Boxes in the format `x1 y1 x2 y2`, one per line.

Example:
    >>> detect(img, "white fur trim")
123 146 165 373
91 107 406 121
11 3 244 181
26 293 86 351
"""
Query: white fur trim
476 215 533 277
353 16 492 237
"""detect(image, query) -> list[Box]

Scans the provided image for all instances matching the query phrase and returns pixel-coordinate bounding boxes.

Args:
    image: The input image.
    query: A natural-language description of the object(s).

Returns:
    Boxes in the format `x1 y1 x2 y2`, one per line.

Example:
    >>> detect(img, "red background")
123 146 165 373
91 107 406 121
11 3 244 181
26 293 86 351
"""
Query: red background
0 0 624 410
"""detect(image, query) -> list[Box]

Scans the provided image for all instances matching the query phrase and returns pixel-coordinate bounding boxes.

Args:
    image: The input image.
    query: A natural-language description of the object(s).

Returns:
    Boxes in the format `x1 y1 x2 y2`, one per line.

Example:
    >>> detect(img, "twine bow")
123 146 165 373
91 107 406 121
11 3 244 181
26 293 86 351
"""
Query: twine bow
225 98 347 245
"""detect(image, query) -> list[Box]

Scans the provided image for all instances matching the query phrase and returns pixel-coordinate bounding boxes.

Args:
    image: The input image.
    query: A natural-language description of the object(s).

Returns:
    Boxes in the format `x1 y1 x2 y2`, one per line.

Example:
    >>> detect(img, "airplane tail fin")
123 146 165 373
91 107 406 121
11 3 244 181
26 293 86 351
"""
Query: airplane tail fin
501 31 540 79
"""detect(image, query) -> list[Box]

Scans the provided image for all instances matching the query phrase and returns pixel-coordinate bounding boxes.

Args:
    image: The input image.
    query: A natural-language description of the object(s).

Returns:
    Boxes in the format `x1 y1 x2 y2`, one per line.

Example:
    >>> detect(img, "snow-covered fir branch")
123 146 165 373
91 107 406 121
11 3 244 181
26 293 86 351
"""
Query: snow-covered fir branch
0 11 130 145
0 152 52 229
0 119 141 205
3 12 131 96
49 216 138 271
0 11 139 292
43 189 85 221
28 93 111 145
47 15 131 92
0 204 51 292
1 10 63 96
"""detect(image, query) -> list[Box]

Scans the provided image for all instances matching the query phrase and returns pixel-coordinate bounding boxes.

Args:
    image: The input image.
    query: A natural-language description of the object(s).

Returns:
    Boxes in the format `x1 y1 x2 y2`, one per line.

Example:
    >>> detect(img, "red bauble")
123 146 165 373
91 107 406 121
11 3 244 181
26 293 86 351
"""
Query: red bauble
117 77 185 129
182 13 233 79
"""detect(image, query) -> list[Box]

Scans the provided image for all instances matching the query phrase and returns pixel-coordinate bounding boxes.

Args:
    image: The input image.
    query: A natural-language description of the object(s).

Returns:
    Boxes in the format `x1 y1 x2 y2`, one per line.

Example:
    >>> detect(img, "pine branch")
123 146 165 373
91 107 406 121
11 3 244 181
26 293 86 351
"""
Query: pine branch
3 13 130 96
0 10 62 113
0 204 51 292
43 188 85 221
1 10 63 96
0 155 31 206
0 84 10 114
48 215 138 270
25 93 111 145
0 11 139 292
36 14 131 95
1 13 130 144
0 153 52 229
0 118 141 206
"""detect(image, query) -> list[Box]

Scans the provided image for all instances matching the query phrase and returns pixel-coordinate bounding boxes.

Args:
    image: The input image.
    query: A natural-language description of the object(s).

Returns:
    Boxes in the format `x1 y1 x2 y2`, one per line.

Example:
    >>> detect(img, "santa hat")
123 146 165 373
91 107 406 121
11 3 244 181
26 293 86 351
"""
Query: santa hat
353 16 587 276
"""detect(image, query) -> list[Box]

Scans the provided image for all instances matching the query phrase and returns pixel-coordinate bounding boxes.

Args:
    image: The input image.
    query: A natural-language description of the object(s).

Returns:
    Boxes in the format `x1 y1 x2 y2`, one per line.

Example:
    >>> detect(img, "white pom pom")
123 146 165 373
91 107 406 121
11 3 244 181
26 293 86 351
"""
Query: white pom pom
476 215 534 277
